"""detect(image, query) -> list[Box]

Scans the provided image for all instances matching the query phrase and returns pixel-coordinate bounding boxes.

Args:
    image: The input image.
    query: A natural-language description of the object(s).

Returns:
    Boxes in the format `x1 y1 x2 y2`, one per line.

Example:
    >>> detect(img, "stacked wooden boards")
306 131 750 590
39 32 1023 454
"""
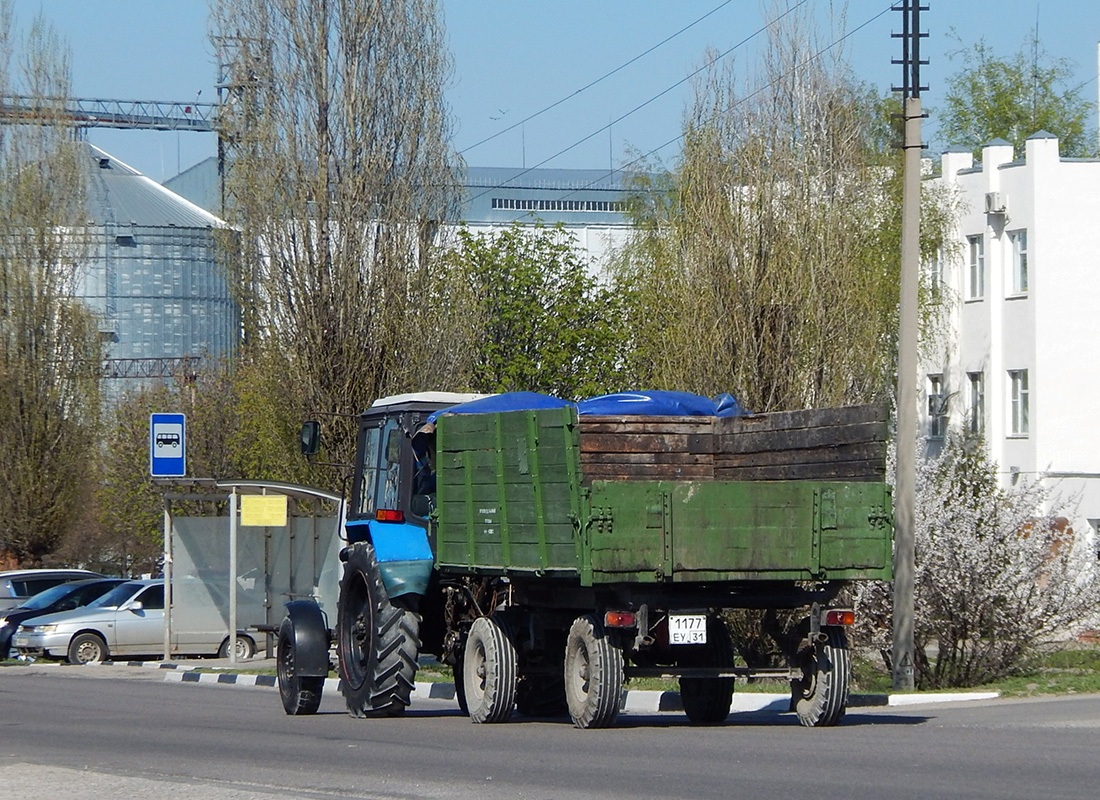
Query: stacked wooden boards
577 404 888 483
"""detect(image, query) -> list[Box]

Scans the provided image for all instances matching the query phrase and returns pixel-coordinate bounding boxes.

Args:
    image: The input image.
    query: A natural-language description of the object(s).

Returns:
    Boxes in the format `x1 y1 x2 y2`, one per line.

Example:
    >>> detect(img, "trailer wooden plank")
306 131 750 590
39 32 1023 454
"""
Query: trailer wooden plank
579 432 714 454
716 420 887 454
714 441 886 467
581 463 714 481
578 416 715 435
716 404 886 435
714 460 886 481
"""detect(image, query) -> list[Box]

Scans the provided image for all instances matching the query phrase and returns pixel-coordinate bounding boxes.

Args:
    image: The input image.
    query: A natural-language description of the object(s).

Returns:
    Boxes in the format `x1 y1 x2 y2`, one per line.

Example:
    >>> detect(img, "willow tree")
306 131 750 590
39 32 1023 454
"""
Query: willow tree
942 33 1097 159
614 5 952 412
0 5 101 566
211 0 466 471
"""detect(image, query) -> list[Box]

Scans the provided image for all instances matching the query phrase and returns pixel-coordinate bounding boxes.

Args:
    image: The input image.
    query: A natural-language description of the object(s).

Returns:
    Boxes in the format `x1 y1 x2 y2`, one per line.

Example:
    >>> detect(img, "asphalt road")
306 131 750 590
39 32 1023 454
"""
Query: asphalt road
2 665 1099 800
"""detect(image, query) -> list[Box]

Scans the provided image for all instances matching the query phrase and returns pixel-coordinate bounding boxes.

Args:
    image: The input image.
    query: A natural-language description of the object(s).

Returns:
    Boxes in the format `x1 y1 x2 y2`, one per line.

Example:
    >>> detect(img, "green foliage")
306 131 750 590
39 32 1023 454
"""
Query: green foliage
79 384 172 576
942 33 1096 158
447 224 629 400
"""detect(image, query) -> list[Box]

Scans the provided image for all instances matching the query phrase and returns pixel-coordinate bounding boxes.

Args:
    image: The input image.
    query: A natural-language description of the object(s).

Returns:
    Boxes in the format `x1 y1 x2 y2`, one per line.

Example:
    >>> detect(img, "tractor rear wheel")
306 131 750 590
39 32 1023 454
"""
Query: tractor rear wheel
337 542 420 717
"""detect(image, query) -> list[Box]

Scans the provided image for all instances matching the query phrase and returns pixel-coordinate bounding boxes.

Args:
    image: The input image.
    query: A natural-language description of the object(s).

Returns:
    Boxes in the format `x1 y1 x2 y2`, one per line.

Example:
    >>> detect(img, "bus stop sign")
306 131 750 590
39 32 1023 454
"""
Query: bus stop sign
150 413 186 477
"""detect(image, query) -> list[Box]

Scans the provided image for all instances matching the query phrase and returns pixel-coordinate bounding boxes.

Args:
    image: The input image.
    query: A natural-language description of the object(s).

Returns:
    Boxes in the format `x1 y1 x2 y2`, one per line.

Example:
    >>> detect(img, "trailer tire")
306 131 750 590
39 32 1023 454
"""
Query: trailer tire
463 616 518 723
337 542 421 718
277 619 324 715
679 617 735 725
564 614 623 729
792 626 851 727
453 655 469 715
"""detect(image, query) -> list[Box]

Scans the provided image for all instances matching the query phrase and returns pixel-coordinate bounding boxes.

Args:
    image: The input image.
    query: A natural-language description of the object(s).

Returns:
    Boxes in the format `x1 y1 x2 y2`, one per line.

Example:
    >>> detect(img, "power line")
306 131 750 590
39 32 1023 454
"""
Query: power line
465 0 815 207
459 0 739 156
472 2 896 214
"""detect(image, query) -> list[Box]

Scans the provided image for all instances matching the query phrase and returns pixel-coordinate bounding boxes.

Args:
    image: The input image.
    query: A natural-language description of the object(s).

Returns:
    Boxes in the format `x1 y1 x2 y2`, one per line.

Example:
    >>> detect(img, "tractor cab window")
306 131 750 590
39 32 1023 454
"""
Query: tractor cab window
355 424 383 517
355 415 406 519
377 419 403 512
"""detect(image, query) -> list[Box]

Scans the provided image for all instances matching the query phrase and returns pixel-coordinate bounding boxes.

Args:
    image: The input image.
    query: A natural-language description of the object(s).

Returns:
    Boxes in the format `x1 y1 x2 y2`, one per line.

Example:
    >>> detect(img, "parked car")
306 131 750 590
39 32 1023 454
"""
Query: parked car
0 569 103 613
12 579 256 664
0 578 128 659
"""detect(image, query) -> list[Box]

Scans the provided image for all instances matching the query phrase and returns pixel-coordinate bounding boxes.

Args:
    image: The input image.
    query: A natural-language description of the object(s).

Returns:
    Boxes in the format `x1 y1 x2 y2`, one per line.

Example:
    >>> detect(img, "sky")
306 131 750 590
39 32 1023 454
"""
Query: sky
17 1 1100 183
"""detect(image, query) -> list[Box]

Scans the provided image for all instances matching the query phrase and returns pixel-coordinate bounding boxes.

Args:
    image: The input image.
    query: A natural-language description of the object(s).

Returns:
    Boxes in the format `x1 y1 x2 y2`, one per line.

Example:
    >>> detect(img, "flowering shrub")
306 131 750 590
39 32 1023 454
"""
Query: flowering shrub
856 433 1100 688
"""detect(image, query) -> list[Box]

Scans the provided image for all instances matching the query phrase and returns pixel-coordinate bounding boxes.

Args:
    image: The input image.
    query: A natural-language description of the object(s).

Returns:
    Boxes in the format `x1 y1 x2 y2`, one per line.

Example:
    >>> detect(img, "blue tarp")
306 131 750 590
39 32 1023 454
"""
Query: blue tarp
426 392 571 423
428 390 748 421
577 390 746 418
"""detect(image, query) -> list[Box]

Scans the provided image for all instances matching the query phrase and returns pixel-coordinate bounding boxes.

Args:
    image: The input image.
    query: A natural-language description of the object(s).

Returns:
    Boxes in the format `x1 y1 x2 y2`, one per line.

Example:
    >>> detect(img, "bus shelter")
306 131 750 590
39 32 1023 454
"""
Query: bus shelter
158 479 345 664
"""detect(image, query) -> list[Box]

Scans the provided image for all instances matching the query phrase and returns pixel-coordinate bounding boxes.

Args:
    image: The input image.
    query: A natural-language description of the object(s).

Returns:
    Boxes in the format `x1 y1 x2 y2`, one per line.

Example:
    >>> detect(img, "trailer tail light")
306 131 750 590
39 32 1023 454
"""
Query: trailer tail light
824 609 856 626
604 611 637 629
375 509 405 523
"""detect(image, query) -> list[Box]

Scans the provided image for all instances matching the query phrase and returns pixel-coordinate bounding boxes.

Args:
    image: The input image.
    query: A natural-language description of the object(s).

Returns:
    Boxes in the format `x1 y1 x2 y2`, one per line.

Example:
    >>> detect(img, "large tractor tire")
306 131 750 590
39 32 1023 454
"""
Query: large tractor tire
678 617 735 725
791 626 851 727
337 542 421 717
463 616 518 723
564 614 623 729
277 617 324 715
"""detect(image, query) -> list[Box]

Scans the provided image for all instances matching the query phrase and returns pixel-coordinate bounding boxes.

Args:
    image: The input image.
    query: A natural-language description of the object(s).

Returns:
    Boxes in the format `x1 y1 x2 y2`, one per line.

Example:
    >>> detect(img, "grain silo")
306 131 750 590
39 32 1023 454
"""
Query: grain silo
77 144 238 389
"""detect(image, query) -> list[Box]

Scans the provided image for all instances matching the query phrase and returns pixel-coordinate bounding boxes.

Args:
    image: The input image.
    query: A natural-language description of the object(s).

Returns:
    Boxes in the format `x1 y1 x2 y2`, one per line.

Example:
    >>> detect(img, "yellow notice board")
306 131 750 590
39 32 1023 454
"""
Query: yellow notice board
240 494 288 527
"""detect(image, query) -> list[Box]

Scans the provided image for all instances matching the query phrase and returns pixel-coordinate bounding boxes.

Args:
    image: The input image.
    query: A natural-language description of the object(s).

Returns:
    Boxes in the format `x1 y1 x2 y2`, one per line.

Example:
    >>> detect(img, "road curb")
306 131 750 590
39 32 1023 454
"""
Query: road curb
157 669 1000 711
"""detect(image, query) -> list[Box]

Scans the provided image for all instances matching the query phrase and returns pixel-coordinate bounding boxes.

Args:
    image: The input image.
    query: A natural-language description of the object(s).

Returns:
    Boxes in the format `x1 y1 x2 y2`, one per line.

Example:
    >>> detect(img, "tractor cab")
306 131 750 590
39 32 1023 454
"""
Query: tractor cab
344 392 484 599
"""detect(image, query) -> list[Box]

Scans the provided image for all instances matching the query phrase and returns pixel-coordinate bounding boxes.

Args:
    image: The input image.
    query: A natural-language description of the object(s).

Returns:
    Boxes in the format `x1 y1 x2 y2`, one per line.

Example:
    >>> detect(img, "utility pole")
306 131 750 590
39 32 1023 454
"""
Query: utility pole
890 0 927 693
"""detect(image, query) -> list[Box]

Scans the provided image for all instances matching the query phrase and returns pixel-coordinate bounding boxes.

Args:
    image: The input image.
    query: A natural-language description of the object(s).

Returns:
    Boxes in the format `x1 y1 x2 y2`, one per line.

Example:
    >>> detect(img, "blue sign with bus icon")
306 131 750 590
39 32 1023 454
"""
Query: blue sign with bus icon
150 413 186 477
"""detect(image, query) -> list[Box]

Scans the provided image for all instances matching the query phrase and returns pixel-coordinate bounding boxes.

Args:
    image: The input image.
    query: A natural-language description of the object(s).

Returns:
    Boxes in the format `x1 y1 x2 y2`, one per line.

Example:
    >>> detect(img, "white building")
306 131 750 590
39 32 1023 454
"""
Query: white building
164 162 644 278
926 131 1100 547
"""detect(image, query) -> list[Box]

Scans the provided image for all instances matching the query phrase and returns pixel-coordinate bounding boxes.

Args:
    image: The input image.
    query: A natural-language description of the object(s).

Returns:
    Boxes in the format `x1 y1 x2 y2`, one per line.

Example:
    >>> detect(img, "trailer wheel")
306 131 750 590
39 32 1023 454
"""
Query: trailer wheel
679 617 735 725
453 655 469 715
463 616 517 723
564 614 623 729
792 626 851 727
277 619 324 715
337 542 421 717
515 674 568 718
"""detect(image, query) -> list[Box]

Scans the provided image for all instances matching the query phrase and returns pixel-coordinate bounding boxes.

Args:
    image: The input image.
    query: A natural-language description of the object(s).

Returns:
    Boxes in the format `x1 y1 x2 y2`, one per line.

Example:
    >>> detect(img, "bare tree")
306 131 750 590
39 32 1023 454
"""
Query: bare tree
0 3 101 566
613 3 953 412
211 0 466 466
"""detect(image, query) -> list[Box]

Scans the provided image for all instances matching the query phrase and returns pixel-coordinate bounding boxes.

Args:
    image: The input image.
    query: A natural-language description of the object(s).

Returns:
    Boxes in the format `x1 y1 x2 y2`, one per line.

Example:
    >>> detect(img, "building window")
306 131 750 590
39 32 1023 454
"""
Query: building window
967 371 985 435
490 197 625 213
1009 369 1029 436
967 235 984 299
927 374 947 438
1009 229 1028 295
925 246 944 294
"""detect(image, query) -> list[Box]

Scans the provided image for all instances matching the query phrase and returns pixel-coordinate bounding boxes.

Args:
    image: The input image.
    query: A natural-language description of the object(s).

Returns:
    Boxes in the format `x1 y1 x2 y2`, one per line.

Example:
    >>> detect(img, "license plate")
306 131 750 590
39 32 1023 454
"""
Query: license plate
669 614 707 645
12 635 30 648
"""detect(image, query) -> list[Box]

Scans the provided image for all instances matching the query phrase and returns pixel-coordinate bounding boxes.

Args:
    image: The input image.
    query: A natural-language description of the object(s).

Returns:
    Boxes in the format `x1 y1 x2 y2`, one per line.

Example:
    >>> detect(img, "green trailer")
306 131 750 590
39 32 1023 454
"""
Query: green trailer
276 392 893 729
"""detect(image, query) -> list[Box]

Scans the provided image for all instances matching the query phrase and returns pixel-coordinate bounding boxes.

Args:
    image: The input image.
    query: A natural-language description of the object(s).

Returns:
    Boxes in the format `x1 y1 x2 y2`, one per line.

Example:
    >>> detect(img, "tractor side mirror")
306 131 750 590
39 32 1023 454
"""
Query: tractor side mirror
300 420 321 456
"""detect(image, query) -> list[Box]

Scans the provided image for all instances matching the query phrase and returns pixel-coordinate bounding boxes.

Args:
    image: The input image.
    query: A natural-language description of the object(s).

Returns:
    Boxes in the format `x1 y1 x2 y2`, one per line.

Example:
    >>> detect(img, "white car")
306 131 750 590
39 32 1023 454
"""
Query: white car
12 579 255 664
0 568 103 612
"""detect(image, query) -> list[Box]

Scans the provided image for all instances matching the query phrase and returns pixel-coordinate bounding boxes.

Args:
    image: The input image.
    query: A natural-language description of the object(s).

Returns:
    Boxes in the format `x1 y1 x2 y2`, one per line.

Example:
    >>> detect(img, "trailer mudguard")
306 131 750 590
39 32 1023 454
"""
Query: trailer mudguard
345 518 434 599
283 600 330 678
